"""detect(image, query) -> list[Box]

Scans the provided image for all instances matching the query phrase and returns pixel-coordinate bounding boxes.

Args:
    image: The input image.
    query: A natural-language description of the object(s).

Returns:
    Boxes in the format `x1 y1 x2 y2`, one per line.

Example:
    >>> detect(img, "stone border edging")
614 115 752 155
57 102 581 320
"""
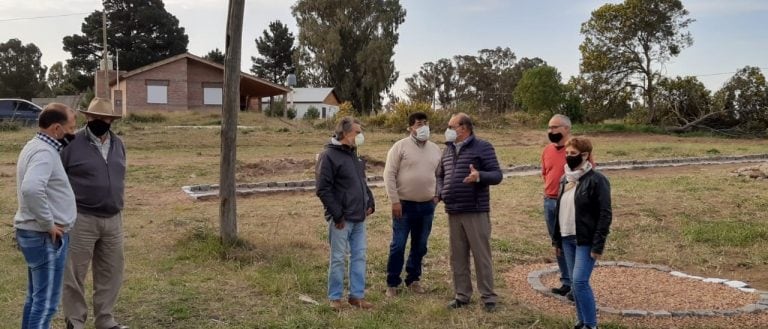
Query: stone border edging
181 154 768 200
527 261 768 317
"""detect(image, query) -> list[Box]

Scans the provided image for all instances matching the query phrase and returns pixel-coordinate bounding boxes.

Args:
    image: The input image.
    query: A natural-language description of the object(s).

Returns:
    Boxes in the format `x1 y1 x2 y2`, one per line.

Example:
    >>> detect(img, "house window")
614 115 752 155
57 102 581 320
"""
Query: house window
146 80 168 104
322 107 327 119
203 82 223 105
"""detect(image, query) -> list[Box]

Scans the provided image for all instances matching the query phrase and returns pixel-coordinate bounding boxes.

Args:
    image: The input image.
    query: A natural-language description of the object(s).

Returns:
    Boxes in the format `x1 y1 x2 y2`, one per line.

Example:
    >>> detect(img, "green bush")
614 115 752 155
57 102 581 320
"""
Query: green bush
507 111 549 127
303 106 320 120
265 102 296 119
124 112 168 123
0 121 21 131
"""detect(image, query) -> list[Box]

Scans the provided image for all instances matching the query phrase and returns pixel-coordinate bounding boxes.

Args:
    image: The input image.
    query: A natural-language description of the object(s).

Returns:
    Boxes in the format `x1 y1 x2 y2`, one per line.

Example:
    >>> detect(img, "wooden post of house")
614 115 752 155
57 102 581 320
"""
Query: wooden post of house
220 0 245 244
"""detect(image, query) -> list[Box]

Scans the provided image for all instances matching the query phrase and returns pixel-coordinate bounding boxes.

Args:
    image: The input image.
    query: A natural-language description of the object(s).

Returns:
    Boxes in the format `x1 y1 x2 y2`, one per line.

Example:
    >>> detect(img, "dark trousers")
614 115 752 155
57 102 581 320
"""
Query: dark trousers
386 200 435 287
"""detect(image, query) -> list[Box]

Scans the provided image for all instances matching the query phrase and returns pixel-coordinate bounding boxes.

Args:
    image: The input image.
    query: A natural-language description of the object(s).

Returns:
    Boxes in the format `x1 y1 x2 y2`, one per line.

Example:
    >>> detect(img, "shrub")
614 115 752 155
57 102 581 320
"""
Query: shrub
0 121 21 131
507 111 549 127
124 112 168 123
304 106 320 120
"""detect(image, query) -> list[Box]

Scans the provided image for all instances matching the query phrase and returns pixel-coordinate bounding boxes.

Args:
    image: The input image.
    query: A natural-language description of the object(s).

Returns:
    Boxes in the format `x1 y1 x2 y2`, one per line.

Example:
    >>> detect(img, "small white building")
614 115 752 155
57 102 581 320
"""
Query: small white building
263 88 341 120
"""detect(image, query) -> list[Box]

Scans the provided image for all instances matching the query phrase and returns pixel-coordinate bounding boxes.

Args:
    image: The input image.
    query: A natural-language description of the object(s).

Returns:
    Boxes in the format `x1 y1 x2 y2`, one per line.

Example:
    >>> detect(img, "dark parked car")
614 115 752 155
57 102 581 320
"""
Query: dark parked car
0 99 43 125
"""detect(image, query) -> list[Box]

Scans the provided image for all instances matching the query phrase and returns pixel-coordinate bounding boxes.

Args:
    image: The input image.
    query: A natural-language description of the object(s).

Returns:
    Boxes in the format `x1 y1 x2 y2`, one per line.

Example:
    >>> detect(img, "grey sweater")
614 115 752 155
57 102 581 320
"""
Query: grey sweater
60 129 126 217
14 137 77 232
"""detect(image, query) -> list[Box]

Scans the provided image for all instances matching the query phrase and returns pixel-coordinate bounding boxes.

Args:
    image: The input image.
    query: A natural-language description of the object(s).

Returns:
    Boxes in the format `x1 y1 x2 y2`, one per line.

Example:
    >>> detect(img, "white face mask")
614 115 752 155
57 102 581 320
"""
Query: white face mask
444 128 457 143
414 125 430 142
354 133 365 147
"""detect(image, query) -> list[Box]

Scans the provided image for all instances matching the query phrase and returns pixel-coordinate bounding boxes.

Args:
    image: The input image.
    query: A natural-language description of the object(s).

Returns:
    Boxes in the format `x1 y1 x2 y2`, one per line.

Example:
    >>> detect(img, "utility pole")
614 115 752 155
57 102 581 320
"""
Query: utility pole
101 7 109 99
220 0 245 244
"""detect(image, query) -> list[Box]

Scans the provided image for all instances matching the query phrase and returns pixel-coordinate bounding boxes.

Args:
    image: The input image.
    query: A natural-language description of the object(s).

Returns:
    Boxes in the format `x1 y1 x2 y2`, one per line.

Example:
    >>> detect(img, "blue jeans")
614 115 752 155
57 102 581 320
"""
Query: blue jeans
16 229 69 329
561 236 597 328
386 200 435 287
327 220 367 300
544 198 571 287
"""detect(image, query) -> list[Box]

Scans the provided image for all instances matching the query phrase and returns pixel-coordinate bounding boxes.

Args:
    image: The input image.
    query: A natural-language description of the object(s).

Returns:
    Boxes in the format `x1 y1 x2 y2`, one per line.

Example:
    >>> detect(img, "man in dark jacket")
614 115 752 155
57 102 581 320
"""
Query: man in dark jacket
315 116 375 310
437 113 503 312
61 98 128 329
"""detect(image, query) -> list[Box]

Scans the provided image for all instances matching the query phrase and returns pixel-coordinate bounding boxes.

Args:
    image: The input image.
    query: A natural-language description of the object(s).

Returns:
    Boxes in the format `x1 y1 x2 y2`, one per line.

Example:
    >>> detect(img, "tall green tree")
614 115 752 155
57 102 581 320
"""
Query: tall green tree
513 65 564 115
404 58 458 108
63 0 188 91
656 76 714 131
580 0 694 124
712 66 768 134
454 47 518 113
570 74 633 123
47 61 80 95
293 0 406 114
250 20 295 85
204 48 225 64
0 39 47 99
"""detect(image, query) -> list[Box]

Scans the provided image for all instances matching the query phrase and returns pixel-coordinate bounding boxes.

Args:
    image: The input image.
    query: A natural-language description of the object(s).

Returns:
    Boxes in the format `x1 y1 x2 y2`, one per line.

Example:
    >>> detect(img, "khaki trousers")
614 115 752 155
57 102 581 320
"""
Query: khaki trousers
62 212 125 329
448 212 497 303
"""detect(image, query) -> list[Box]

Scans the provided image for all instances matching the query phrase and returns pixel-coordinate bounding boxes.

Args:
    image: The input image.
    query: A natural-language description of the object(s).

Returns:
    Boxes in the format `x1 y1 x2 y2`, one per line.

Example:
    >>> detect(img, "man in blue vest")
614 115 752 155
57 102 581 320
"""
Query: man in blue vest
437 113 503 312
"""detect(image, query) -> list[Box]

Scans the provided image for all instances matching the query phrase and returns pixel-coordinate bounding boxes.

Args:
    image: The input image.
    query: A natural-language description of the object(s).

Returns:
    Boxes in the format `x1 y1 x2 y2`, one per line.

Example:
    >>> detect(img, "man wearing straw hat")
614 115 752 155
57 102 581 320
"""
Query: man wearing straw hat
61 98 128 329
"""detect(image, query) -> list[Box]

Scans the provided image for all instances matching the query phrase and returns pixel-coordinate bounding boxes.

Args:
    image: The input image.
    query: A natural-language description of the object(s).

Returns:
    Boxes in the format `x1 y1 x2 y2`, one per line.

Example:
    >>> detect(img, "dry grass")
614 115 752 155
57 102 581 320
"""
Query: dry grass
0 112 767 328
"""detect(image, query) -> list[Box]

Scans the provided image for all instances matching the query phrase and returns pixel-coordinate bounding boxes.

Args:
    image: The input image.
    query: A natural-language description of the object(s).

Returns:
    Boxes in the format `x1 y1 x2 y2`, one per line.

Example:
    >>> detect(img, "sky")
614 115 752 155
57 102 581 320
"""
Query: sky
0 0 766 97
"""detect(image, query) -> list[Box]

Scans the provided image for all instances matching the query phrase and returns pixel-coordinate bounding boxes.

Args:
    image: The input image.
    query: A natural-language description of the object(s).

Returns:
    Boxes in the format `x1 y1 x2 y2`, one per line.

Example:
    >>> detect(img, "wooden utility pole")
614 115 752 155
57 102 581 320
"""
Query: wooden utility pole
220 0 245 244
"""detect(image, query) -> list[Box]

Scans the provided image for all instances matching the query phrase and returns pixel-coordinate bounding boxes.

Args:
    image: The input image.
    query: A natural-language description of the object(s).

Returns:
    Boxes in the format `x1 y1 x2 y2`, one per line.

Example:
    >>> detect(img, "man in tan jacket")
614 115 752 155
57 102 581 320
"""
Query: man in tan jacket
383 112 442 297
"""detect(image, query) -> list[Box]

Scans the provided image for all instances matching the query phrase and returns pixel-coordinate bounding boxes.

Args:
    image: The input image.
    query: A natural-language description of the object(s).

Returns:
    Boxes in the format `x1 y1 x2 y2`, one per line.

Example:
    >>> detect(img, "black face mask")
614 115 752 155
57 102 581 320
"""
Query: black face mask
88 119 111 137
566 154 584 170
57 133 76 147
548 132 563 143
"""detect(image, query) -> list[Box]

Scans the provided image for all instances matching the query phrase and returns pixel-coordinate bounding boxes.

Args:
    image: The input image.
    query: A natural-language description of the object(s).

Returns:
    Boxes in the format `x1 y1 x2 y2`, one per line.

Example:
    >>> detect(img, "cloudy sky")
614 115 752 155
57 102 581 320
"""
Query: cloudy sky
0 0 766 96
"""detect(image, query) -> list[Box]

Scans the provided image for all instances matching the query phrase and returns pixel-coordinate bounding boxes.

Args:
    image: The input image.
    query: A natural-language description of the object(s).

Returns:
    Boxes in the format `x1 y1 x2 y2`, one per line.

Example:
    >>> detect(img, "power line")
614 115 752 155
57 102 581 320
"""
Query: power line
692 67 768 78
0 12 91 22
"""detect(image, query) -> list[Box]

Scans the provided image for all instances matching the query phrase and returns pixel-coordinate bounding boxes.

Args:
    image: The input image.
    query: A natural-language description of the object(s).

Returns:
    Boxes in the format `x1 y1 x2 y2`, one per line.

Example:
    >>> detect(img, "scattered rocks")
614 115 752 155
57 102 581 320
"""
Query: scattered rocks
732 164 768 180
527 262 766 318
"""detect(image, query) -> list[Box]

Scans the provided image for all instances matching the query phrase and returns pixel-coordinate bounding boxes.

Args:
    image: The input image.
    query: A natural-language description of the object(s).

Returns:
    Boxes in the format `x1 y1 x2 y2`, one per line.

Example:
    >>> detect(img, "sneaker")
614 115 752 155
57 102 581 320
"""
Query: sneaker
348 298 374 309
385 287 398 298
447 299 469 309
566 291 575 301
407 281 426 294
329 299 346 311
551 285 571 296
483 302 497 312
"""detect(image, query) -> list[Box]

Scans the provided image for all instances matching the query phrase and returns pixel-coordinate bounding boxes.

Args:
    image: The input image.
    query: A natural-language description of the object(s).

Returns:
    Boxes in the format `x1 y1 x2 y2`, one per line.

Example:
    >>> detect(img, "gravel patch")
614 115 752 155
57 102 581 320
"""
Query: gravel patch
504 263 768 329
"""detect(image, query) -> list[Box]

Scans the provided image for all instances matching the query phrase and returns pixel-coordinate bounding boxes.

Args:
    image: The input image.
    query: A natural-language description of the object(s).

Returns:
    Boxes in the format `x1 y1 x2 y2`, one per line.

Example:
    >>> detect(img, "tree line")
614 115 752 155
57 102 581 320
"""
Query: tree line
0 0 765 135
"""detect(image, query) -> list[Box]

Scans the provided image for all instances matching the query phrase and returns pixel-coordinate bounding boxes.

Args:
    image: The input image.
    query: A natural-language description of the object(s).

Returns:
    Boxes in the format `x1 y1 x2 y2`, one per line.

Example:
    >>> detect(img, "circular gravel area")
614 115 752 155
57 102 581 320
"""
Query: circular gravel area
504 263 768 329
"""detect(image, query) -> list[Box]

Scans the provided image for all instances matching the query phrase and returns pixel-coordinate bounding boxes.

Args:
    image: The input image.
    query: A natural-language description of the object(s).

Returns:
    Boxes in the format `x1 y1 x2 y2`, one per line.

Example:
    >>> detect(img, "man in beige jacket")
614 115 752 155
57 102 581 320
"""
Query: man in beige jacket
383 112 442 297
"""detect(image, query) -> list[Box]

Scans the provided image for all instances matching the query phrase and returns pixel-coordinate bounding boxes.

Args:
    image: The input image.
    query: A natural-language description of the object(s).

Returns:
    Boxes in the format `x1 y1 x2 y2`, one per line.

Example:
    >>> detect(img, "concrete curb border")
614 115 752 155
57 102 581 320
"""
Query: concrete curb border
182 154 768 200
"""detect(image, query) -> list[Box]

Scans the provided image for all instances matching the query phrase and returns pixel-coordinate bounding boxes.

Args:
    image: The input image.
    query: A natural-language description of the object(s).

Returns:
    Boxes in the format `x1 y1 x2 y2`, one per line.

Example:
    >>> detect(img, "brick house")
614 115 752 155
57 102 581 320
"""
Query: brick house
96 53 290 115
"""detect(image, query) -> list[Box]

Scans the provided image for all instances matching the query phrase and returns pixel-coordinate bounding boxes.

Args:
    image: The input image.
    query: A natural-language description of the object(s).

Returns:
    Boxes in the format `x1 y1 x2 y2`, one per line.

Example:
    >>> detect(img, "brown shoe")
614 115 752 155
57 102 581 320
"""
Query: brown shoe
407 281 426 294
348 298 374 309
329 299 346 311
385 287 398 298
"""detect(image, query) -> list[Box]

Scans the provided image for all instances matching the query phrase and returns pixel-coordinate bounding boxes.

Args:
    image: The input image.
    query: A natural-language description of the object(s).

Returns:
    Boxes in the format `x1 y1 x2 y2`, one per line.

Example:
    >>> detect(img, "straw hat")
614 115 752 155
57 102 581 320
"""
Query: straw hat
80 97 122 118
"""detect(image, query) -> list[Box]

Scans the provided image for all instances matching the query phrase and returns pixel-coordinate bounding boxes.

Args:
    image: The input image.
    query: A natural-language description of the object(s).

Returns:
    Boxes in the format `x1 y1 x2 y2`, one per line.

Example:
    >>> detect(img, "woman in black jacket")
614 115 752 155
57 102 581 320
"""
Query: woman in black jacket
552 137 612 329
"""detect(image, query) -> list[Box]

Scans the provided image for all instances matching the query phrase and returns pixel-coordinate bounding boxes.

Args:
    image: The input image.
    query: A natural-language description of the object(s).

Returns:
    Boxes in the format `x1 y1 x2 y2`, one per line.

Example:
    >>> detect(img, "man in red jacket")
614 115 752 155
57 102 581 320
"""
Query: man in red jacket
541 114 573 299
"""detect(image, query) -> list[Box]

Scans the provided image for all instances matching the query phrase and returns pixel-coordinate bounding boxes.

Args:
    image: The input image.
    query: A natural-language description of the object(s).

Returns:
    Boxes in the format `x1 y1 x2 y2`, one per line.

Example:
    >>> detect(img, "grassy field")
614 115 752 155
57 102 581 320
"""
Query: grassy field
1 112 767 328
